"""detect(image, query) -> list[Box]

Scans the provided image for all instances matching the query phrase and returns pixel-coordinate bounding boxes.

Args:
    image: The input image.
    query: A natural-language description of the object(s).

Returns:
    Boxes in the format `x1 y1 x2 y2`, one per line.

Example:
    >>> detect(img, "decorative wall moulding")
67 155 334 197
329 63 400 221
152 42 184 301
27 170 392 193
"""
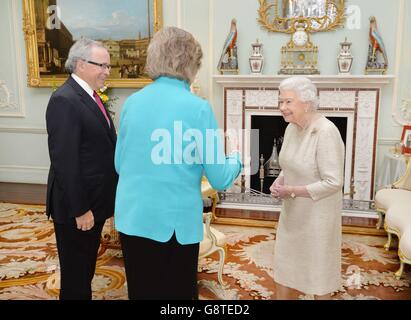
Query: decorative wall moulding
0 126 47 134
377 139 403 146
396 89 411 126
0 81 13 108
0 165 49 184
1 1 25 118
0 80 20 116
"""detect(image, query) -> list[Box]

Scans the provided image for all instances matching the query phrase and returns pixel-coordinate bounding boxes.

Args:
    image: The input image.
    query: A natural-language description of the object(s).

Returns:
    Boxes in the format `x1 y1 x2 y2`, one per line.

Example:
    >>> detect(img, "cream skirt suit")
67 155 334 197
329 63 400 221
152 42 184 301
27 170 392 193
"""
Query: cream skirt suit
274 116 345 295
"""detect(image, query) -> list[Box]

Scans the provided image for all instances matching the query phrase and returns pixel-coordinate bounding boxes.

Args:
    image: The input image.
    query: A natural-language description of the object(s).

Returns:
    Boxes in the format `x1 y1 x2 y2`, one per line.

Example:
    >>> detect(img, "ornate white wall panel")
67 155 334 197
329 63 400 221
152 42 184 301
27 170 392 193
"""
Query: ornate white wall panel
319 91 356 109
226 90 243 115
353 91 378 200
0 80 18 113
245 89 278 107
0 0 25 117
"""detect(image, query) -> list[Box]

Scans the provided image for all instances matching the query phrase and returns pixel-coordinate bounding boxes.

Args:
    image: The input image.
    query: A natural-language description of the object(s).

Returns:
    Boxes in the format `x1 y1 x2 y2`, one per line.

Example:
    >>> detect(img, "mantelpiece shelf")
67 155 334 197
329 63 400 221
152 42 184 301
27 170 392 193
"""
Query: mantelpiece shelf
213 74 394 87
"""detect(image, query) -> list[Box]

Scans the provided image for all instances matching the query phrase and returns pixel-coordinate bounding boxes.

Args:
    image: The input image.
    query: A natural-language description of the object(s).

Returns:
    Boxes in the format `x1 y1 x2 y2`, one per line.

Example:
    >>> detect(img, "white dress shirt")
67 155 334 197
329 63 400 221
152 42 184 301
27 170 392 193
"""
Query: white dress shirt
71 73 110 127
71 73 96 101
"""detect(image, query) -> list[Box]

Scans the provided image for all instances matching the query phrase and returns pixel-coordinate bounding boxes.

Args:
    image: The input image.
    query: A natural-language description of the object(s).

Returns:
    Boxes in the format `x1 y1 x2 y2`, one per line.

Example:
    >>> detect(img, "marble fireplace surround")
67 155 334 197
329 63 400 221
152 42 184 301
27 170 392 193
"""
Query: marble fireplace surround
214 75 394 202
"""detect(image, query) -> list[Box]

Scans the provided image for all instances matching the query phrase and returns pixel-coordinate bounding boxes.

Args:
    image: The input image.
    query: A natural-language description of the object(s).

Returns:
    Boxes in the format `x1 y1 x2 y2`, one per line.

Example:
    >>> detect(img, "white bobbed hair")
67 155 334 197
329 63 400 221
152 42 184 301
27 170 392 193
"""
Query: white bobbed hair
279 76 319 110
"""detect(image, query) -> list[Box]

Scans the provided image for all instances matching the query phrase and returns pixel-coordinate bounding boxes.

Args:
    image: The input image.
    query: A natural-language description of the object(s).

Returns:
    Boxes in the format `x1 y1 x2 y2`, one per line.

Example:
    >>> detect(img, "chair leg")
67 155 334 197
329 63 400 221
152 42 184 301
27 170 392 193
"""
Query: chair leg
395 261 404 280
211 194 218 221
215 246 226 287
384 232 392 251
376 212 384 229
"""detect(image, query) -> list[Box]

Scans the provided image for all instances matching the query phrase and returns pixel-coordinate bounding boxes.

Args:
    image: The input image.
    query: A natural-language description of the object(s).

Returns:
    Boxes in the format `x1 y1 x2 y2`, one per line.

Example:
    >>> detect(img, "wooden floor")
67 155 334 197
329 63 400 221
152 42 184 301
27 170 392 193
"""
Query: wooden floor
0 183 46 205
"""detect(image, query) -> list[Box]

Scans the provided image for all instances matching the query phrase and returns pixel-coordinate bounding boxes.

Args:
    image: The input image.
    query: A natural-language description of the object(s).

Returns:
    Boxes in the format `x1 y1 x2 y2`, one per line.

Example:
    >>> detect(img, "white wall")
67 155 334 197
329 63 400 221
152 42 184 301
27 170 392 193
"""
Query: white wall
0 0 409 185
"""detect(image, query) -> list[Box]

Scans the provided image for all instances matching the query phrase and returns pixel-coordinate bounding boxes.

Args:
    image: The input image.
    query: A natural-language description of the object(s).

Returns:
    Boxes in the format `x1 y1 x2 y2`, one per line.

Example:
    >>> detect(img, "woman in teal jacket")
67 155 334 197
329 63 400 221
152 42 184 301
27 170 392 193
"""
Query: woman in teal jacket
114 27 241 300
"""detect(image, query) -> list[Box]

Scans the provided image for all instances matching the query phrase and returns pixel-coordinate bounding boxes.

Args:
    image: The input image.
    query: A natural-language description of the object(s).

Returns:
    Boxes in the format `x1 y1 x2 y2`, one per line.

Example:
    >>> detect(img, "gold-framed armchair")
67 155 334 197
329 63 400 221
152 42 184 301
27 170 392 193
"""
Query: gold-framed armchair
201 177 219 221
375 157 410 229
199 211 227 286
375 157 411 279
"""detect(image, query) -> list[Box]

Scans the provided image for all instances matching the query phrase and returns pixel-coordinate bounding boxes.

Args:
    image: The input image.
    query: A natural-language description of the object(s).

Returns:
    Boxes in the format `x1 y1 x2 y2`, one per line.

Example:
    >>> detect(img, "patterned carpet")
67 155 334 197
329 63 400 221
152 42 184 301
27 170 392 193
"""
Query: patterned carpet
0 203 410 300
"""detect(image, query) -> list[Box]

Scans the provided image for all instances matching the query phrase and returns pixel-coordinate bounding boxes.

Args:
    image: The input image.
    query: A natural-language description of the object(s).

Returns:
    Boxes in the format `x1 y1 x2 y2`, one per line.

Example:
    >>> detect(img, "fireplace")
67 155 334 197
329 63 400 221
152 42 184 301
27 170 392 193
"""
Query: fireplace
214 75 394 201
249 115 348 194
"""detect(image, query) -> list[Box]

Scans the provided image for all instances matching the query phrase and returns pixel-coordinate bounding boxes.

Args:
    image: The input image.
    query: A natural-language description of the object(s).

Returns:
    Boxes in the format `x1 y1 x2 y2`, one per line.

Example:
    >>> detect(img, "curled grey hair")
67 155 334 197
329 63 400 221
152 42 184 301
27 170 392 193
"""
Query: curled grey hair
145 27 203 84
279 77 319 110
65 38 106 74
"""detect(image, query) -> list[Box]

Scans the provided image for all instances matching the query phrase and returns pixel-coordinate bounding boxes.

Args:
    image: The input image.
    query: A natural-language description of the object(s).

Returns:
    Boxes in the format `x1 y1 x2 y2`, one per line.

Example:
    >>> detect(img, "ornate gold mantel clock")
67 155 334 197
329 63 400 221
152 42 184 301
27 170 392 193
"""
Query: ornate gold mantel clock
279 23 319 75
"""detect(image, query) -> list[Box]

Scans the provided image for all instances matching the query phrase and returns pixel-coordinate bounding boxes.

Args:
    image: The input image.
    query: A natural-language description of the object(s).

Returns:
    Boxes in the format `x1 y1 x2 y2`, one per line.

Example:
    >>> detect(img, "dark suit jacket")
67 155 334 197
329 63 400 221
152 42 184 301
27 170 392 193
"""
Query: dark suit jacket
46 76 118 224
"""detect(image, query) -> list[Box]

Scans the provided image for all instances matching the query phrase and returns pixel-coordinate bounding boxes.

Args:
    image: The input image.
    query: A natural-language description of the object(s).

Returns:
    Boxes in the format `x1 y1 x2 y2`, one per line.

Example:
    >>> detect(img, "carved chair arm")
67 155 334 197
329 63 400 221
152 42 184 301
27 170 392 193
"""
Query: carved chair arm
203 211 218 245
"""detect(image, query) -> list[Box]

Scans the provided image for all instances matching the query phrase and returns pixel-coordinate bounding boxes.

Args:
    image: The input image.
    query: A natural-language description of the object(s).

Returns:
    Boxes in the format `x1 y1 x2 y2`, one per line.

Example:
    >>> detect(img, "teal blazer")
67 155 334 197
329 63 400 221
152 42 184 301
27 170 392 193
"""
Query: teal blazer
114 77 241 244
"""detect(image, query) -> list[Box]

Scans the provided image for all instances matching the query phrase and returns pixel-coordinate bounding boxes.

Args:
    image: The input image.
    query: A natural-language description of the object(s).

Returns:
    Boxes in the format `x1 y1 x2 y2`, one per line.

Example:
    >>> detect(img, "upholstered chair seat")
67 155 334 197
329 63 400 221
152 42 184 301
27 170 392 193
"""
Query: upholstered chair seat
375 158 411 279
375 189 411 211
385 204 411 234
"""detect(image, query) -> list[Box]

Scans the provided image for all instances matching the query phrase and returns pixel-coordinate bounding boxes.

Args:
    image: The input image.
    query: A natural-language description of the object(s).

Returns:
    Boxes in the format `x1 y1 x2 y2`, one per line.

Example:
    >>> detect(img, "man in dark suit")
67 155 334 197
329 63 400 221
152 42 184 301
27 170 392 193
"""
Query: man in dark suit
46 38 118 300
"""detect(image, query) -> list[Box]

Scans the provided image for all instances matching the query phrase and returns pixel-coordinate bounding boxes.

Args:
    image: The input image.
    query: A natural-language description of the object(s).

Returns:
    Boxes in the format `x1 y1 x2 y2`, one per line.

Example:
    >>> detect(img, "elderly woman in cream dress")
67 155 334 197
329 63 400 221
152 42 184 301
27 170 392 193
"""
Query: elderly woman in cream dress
270 77 345 299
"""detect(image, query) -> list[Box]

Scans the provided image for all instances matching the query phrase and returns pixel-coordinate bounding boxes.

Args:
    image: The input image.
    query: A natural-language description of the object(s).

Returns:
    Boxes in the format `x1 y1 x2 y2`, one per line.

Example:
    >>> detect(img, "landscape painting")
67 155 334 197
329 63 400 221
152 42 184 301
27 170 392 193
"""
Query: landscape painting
23 0 163 88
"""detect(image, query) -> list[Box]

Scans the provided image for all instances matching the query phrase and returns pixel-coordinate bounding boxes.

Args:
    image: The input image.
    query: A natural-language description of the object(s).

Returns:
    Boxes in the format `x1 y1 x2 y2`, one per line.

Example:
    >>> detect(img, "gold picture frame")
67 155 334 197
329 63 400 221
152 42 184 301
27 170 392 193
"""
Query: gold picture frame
22 0 163 88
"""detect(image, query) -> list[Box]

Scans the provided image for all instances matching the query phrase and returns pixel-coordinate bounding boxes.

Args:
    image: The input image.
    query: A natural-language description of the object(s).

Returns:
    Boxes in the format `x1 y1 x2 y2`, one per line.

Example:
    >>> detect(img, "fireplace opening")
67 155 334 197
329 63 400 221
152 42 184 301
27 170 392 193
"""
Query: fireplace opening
250 115 348 194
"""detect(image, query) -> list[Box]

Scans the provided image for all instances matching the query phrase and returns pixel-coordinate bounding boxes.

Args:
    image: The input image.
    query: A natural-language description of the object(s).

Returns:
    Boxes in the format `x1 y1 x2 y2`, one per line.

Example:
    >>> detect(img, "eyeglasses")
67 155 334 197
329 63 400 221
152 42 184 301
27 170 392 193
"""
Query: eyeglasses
84 60 112 71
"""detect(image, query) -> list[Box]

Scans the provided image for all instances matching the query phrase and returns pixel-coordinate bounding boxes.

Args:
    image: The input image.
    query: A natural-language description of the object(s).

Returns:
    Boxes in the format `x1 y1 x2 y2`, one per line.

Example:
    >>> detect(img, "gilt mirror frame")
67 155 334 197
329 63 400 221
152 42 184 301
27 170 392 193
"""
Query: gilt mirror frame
258 0 345 34
22 0 163 88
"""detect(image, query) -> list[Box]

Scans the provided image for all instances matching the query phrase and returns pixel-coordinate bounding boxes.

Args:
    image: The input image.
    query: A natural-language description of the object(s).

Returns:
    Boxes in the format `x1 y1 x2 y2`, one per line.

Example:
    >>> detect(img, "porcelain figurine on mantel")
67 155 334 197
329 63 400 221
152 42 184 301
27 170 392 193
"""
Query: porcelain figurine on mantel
337 37 353 75
365 16 388 74
217 18 239 75
249 39 264 75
